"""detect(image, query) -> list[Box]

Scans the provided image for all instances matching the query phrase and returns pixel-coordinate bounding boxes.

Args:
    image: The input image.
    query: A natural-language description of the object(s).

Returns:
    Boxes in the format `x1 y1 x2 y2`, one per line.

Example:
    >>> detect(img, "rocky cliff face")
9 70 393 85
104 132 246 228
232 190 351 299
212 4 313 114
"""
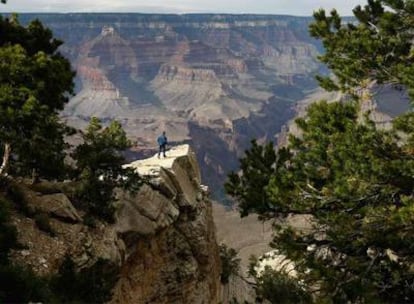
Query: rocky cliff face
10 145 221 303
113 145 221 303
15 13 322 198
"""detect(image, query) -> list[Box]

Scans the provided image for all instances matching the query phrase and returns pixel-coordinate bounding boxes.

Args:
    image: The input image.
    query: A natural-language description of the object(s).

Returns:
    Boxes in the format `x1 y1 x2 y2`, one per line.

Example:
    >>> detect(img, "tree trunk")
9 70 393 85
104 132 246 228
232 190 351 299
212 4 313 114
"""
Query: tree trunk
0 142 11 176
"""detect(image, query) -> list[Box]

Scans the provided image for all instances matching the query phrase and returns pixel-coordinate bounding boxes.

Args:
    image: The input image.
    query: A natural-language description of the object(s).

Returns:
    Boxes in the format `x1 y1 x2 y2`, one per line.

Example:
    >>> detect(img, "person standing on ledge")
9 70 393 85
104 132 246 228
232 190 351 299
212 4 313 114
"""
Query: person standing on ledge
157 131 168 158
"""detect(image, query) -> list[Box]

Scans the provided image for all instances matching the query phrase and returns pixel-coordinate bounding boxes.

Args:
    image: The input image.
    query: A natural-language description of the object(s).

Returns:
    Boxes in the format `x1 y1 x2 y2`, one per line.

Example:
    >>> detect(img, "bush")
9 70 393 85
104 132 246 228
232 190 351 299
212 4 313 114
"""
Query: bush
219 244 241 284
34 213 55 237
83 214 98 228
0 198 52 303
75 175 116 223
0 263 53 303
51 255 119 303
0 199 17 262
254 267 312 304
248 255 312 304
72 118 142 223
5 182 35 217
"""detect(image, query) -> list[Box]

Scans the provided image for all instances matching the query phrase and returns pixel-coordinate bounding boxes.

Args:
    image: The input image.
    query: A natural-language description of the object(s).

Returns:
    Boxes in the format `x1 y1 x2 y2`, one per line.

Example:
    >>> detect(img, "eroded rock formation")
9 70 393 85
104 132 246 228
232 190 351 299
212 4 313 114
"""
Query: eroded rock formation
16 14 410 199
112 145 221 303
15 13 322 198
10 144 221 304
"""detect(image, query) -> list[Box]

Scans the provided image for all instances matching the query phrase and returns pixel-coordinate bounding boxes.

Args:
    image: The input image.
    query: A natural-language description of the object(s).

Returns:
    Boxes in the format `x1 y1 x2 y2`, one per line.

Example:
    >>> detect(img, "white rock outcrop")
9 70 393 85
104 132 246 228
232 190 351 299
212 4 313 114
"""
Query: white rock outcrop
111 144 221 304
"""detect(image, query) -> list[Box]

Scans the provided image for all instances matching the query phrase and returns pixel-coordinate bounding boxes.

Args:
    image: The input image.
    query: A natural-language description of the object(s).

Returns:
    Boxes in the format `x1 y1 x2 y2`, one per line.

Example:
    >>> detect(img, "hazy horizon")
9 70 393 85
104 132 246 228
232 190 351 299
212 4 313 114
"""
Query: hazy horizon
0 0 366 16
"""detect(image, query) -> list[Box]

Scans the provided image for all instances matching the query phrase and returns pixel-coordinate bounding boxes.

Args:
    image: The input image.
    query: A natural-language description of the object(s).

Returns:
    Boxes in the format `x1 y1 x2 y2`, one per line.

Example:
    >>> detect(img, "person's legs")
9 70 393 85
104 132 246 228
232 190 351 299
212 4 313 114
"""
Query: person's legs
158 145 162 158
161 144 166 157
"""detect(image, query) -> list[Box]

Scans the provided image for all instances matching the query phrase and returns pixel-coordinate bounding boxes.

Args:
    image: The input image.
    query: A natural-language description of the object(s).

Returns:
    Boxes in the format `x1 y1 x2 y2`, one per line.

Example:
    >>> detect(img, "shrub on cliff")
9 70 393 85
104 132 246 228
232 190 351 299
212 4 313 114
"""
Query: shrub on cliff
0 198 53 303
0 196 118 303
253 268 311 304
51 255 119 303
73 117 142 222
0 199 17 263
219 244 241 284
226 1 414 302
0 262 53 303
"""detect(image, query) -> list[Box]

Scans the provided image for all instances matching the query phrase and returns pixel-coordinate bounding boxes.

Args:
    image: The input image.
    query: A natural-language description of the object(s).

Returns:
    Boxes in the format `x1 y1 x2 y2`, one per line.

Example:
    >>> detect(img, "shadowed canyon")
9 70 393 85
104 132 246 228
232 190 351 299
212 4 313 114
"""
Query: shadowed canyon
14 13 410 199
15 13 328 199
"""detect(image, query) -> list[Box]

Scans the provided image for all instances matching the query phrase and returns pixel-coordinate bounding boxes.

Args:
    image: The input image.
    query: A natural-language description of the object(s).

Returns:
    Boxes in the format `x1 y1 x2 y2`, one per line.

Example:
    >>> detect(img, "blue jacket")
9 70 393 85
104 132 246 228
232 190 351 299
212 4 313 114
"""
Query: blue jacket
157 134 167 146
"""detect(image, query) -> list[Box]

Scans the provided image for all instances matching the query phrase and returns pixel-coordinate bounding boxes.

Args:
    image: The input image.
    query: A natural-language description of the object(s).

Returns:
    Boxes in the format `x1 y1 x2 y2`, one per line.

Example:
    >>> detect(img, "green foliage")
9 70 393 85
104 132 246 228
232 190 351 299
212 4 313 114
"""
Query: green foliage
73 117 142 222
75 173 116 222
0 255 119 304
0 13 123 304
247 255 311 304
51 256 119 303
0 197 118 303
394 111 414 150
309 0 414 100
225 140 281 217
0 197 52 304
0 16 74 109
228 101 414 302
0 263 53 303
83 214 98 228
74 117 130 173
255 267 312 304
34 213 55 237
227 2 414 302
0 199 17 263
0 15 75 179
11 118 75 180
5 181 35 216
219 244 241 284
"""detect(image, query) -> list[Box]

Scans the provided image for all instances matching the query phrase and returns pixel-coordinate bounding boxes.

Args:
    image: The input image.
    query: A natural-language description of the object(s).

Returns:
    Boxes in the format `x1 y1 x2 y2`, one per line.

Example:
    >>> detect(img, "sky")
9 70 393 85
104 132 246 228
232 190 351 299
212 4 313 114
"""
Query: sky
0 0 367 16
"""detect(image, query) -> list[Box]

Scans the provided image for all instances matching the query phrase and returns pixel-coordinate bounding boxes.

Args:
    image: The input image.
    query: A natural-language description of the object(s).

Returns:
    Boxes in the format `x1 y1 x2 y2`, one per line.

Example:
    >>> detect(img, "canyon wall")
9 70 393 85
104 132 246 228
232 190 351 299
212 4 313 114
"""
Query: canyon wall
9 14 410 199
15 13 323 198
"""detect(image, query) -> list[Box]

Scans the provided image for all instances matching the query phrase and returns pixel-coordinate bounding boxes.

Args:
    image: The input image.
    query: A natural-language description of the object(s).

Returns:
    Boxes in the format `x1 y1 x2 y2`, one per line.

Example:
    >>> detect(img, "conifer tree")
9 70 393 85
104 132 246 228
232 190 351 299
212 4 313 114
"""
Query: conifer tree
73 118 141 222
0 15 75 179
226 1 414 302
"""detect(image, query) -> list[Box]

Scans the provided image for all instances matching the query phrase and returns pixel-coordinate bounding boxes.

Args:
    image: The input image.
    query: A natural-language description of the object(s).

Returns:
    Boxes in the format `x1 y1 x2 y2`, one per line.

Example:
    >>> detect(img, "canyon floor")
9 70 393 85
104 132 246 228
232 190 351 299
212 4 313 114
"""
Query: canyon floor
213 202 275 302
212 202 274 274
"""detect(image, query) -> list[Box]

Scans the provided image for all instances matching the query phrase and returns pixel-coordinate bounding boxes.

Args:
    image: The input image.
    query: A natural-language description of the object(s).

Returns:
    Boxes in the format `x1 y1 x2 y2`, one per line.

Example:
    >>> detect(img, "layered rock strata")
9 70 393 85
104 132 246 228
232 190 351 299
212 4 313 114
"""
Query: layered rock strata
16 13 322 198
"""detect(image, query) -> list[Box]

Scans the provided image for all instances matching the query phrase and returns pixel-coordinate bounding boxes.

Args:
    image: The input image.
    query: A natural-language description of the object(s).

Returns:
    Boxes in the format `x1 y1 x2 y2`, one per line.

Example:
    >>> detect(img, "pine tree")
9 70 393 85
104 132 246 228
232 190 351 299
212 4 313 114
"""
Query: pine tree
0 15 75 179
226 1 414 302
73 118 142 222
309 0 414 99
